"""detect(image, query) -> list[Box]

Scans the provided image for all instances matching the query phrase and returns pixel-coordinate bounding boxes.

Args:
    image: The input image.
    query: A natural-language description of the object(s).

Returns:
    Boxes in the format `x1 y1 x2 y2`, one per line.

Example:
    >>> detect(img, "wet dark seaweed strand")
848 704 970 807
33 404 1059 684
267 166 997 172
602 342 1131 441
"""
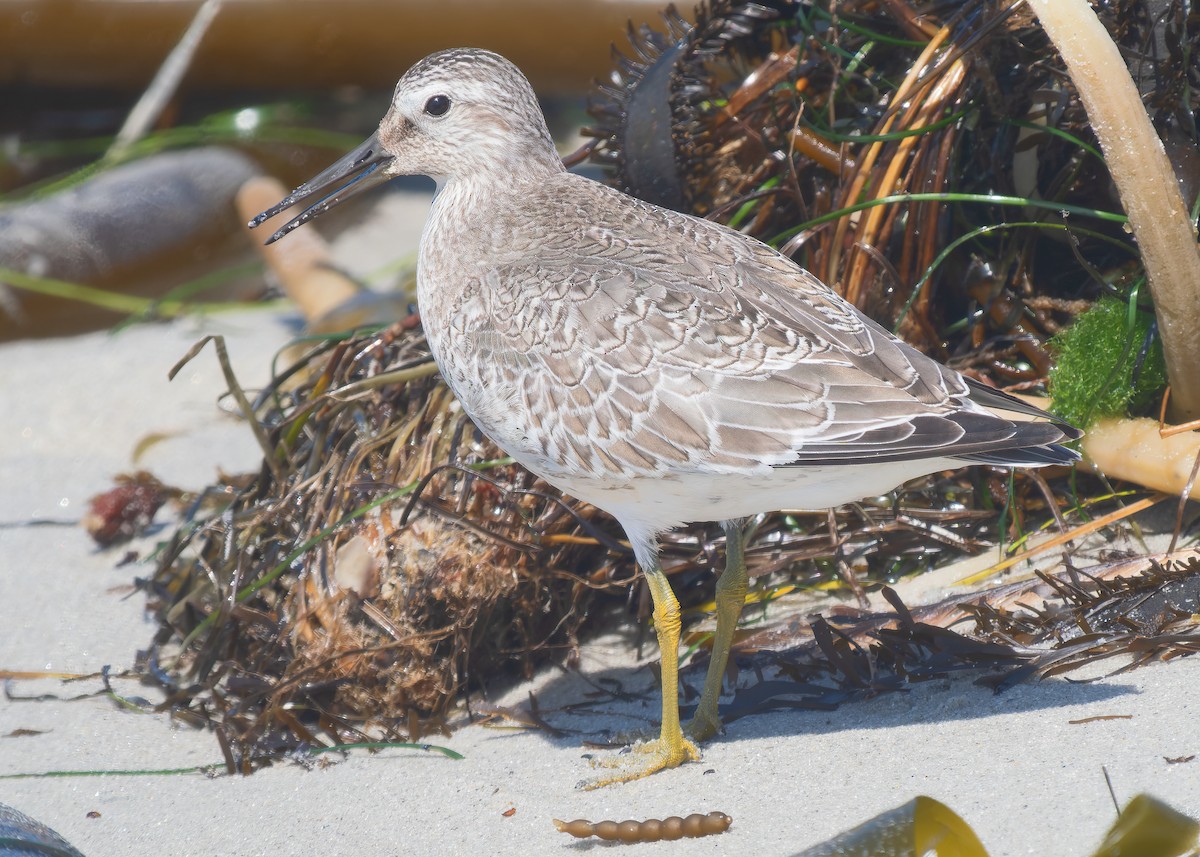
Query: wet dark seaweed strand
553 811 732 842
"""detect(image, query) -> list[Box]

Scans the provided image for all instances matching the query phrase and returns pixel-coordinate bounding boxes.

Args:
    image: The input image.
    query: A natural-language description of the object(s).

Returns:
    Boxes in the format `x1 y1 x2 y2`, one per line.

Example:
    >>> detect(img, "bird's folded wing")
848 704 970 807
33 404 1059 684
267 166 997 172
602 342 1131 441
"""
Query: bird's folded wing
469 210 1067 479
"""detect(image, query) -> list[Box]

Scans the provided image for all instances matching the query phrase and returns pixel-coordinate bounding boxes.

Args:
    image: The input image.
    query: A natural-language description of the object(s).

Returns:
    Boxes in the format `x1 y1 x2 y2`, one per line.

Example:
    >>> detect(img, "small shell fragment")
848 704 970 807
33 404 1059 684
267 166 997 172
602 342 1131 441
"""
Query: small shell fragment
552 811 732 842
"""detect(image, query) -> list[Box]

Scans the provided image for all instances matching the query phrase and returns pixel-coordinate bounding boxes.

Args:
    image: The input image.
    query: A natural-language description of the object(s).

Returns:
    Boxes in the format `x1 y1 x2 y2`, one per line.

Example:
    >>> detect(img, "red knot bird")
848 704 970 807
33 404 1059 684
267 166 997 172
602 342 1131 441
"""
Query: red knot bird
251 48 1080 788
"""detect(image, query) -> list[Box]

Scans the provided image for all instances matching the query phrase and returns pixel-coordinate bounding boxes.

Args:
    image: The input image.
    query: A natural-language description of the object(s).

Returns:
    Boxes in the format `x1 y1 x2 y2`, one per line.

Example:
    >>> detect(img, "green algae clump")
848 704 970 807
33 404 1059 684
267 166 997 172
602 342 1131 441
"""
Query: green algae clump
1049 296 1167 429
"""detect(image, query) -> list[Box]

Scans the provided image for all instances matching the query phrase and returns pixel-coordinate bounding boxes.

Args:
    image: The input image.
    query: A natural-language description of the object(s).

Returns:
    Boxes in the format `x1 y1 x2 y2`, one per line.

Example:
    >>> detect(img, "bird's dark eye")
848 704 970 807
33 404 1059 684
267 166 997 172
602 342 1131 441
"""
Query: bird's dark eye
424 95 451 117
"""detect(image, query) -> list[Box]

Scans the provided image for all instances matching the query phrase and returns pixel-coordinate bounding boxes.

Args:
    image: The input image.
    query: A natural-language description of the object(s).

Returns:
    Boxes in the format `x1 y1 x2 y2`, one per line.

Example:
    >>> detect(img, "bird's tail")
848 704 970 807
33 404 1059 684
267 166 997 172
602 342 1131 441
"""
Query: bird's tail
956 378 1081 467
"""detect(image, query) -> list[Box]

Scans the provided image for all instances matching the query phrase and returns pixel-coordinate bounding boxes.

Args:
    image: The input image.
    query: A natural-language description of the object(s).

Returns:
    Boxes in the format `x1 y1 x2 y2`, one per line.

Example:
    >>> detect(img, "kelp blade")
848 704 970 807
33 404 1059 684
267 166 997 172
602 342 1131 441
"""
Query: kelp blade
1091 794 1199 857
792 796 988 857
0 802 87 857
789 793 1199 856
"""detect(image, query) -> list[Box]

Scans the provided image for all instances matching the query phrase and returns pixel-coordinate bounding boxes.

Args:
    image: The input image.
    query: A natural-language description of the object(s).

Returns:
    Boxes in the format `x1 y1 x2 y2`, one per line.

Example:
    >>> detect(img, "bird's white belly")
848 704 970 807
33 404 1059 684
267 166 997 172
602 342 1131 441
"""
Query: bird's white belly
532 458 958 535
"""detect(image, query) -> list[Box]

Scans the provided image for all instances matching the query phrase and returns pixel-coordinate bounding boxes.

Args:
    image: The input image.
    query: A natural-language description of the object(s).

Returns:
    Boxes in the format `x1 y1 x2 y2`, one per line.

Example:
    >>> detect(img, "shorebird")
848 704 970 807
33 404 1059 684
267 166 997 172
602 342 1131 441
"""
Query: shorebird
251 48 1080 787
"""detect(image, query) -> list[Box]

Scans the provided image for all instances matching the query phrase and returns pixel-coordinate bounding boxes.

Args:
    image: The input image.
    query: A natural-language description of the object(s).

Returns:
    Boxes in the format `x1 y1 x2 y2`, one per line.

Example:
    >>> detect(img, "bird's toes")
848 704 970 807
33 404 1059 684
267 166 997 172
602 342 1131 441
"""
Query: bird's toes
577 737 700 789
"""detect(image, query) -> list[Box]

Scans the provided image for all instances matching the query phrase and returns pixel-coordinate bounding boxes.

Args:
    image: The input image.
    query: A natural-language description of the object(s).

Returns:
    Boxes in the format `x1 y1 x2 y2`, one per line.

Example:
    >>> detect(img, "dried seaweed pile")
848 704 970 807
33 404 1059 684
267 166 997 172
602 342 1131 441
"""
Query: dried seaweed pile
584 0 1197 377
683 552 1200 723
141 321 631 769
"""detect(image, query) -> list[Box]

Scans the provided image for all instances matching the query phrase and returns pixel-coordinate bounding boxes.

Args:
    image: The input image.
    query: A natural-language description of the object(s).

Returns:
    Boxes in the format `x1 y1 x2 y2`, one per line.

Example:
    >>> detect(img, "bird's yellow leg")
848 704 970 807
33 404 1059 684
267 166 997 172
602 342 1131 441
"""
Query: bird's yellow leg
583 566 699 789
686 519 748 742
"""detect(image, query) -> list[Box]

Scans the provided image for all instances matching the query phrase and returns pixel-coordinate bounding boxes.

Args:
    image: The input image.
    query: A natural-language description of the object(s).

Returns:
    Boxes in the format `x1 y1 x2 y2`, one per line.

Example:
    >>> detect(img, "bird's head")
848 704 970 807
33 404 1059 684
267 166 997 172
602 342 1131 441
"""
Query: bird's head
250 48 561 243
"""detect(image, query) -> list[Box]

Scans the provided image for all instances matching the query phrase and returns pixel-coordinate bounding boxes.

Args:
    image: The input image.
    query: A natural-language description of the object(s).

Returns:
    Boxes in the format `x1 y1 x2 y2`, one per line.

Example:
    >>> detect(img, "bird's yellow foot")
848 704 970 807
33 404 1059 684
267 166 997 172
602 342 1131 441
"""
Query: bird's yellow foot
580 736 700 790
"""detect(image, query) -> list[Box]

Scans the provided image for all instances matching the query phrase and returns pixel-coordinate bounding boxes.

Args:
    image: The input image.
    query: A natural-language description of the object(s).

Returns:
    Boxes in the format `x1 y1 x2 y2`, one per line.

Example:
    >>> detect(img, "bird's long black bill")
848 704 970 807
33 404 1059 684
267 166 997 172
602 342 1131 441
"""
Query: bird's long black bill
248 133 394 244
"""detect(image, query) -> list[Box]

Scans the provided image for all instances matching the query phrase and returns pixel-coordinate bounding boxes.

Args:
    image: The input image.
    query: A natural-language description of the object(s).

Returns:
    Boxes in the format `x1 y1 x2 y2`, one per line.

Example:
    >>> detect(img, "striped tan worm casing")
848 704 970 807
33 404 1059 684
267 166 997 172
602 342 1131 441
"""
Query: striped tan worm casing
552 811 732 842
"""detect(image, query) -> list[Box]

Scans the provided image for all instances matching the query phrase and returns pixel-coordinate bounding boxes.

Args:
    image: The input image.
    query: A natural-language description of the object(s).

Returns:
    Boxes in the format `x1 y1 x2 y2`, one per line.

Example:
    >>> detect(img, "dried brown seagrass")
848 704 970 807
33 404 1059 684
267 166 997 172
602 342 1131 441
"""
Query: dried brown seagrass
683 552 1200 722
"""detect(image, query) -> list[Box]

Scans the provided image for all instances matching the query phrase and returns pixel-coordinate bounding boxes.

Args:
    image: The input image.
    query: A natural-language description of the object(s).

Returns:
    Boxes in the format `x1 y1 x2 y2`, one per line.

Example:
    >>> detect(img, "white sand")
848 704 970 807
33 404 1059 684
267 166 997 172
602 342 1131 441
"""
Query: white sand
2 190 1198 856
